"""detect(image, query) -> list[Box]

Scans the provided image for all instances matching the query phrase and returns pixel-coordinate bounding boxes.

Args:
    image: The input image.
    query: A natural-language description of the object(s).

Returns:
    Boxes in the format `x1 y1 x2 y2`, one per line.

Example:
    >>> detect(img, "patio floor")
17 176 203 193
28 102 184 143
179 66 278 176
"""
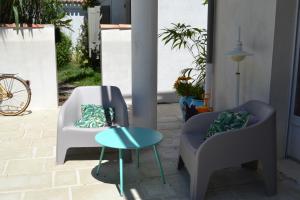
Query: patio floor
0 103 300 200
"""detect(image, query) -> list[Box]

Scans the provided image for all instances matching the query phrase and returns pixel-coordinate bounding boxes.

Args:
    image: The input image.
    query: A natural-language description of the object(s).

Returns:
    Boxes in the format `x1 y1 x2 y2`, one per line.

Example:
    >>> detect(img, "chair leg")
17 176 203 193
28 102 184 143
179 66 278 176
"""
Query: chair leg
56 145 68 165
119 149 124 196
96 147 105 176
153 145 166 184
136 149 140 168
177 155 185 170
124 149 132 163
190 170 210 200
261 158 277 195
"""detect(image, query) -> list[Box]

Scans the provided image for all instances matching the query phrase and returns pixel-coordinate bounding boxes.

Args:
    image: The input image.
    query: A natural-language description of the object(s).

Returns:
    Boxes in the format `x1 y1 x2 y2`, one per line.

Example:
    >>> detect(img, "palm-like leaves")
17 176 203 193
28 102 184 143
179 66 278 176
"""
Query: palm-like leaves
159 23 207 84
0 0 71 30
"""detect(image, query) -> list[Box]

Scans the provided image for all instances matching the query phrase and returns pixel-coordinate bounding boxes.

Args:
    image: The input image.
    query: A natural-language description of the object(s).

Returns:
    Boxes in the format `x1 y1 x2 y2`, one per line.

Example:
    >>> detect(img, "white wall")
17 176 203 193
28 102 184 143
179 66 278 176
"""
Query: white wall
157 0 207 102
0 25 58 110
102 0 207 103
213 0 276 110
212 0 298 158
102 28 132 100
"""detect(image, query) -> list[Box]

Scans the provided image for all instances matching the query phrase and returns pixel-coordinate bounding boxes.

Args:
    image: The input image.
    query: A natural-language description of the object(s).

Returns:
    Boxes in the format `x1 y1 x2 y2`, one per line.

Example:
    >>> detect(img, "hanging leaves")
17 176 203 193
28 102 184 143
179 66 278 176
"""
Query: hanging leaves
159 23 207 85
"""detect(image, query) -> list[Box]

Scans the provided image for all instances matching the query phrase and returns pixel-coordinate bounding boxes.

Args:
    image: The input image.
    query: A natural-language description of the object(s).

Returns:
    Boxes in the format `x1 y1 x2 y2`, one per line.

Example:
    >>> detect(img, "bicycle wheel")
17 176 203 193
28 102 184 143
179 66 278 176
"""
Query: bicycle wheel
0 76 31 116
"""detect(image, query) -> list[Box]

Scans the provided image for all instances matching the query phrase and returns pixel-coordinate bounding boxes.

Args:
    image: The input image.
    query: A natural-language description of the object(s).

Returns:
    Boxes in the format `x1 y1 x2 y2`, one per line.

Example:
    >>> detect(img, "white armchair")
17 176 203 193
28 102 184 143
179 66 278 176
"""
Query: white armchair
56 86 130 164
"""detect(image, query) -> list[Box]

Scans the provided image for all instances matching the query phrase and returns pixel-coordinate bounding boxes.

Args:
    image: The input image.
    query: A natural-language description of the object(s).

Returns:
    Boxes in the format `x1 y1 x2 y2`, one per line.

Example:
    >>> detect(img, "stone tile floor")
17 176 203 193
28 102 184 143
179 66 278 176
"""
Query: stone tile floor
0 103 300 200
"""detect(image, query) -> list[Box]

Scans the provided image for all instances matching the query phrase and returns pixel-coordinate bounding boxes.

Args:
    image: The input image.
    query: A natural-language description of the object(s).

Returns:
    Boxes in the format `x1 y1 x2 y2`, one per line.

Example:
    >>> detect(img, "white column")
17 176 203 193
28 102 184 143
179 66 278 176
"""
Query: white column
131 0 158 129
204 63 213 107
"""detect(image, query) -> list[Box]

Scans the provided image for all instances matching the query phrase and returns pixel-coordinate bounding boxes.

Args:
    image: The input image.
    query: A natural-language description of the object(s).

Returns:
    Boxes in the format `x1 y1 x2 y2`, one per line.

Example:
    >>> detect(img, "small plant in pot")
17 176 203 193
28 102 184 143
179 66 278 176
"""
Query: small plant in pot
190 84 205 107
173 71 194 119
160 23 207 119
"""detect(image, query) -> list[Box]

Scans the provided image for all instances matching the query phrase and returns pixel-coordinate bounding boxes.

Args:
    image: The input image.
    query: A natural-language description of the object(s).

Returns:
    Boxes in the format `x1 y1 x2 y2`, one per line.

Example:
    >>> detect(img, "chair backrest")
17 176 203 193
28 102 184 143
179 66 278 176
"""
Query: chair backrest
73 86 128 125
76 86 121 106
232 100 275 123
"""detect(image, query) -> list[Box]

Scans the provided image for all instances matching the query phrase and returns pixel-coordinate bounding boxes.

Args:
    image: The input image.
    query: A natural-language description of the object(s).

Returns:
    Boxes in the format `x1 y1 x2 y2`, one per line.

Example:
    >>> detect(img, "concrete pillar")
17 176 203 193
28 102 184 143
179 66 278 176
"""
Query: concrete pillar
131 0 158 129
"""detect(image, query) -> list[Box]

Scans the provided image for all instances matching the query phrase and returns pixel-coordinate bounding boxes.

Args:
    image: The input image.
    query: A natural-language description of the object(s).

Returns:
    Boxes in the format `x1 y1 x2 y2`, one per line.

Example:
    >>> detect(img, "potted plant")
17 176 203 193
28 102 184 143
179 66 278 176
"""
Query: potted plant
189 83 205 107
160 23 207 118
174 74 193 117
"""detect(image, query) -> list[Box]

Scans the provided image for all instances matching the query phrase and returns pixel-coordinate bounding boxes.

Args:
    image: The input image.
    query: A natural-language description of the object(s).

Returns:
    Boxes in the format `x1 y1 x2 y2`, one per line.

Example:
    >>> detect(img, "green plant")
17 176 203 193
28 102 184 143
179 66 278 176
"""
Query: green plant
0 0 71 30
56 31 72 69
74 20 90 66
190 84 205 100
58 63 101 86
74 19 100 72
82 0 99 10
41 0 72 29
160 23 207 85
173 76 193 97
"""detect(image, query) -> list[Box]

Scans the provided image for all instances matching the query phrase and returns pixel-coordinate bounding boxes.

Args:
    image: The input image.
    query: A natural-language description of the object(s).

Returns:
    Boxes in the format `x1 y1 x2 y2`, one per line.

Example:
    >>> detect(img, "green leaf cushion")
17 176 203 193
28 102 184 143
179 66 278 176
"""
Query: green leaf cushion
206 111 250 139
74 104 115 128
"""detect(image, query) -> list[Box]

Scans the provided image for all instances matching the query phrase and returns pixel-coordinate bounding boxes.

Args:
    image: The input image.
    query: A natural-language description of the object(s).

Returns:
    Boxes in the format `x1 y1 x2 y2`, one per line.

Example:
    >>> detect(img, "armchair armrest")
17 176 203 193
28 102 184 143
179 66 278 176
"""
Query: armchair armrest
112 87 129 127
58 91 80 131
196 118 276 169
182 111 221 135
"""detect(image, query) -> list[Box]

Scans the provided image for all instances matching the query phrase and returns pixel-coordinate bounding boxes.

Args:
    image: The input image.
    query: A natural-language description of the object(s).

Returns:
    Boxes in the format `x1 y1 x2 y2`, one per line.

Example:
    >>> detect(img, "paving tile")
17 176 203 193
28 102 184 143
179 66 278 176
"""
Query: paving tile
139 177 176 198
31 137 56 148
41 130 56 138
0 192 21 200
0 147 33 160
45 158 99 171
139 159 178 178
0 138 32 148
5 159 45 176
0 173 52 191
35 147 54 158
72 184 124 200
24 129 42 139
278 159 300 184
157 146 179 160
167 173 190 198
157 122 182 130
0 122 22 132
54 170 77 187
123 184 145 200
24 188 68 200
2 105 300 200
0 160 7 175
0 131 24 139
78 168 100 185
206 190 238 200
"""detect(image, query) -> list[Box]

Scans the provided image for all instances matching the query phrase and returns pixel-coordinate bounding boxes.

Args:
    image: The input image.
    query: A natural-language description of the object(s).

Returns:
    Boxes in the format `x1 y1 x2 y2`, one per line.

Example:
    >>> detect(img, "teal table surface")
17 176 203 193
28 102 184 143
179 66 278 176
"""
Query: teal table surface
95 127 163 149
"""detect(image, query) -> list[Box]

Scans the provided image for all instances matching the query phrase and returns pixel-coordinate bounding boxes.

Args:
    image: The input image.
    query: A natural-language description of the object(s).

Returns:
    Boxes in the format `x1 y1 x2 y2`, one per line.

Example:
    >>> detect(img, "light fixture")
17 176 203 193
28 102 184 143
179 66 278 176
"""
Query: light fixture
225 26 252 106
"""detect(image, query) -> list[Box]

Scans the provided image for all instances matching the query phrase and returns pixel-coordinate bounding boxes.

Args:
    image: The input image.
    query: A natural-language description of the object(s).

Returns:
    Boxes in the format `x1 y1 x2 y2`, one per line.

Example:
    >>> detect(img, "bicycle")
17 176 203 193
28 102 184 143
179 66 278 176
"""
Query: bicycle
0 74 31 116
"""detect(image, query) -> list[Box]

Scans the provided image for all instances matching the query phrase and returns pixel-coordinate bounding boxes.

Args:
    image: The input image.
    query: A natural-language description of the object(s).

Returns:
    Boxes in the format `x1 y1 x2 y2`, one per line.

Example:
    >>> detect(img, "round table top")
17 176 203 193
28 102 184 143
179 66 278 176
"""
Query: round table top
95 127 163 149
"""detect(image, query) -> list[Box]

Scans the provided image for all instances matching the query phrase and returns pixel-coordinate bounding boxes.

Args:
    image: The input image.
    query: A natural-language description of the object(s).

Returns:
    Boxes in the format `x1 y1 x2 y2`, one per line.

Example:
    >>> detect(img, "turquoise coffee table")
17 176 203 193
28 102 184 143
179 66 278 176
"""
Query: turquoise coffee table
95 127 166 196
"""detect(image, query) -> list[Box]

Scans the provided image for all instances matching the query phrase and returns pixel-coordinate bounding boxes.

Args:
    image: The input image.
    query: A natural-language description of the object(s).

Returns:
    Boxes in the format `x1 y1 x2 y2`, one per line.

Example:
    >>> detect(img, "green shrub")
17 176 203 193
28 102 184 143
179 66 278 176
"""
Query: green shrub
58 63 101 86
73 20 90 66
56 31 72 69
0 0 71 30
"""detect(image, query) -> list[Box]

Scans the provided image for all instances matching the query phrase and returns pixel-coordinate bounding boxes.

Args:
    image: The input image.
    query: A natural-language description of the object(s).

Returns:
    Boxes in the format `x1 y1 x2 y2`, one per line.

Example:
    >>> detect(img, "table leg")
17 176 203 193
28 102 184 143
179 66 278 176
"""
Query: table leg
153 145 166 184
136 149 140 168
96 147 105 176
119 149 124 196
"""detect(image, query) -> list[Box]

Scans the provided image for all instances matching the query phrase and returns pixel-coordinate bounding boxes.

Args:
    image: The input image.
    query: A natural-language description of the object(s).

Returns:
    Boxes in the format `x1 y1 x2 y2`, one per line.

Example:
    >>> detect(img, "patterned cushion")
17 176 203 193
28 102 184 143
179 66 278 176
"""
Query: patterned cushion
74 104 115 128
206 111 250 139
